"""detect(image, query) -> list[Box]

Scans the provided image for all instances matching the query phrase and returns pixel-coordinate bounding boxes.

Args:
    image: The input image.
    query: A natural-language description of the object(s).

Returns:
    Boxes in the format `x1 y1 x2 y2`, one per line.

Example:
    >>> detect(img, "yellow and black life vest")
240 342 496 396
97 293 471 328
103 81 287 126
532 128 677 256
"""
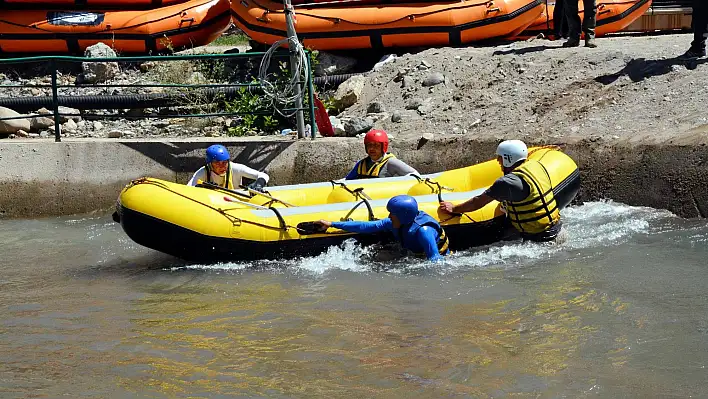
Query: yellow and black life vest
506 159 560 235
356 153 396 178
205 162 234 190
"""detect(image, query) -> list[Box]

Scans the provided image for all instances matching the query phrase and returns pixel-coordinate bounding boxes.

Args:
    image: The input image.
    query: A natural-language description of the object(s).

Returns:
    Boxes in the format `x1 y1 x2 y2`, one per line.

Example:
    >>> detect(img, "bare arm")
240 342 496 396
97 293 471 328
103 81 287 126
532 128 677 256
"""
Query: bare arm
439 193 494 214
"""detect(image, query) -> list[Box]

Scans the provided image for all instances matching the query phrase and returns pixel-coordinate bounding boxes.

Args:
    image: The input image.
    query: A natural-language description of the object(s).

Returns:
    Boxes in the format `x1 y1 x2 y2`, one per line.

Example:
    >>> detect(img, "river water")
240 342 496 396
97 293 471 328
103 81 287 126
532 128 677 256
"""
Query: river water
0 201 706 398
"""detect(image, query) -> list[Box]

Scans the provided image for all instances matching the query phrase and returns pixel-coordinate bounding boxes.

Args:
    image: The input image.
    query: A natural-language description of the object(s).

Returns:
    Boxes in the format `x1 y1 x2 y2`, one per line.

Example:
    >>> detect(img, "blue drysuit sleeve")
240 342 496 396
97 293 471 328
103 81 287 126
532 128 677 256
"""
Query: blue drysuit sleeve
331 218 393 234
417 225 443 261
344 161 361 180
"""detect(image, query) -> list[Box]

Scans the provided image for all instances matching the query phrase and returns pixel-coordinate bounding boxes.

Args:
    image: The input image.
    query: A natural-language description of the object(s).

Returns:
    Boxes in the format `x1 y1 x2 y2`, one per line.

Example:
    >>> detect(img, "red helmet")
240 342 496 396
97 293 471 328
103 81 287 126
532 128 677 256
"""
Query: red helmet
364 129 388 153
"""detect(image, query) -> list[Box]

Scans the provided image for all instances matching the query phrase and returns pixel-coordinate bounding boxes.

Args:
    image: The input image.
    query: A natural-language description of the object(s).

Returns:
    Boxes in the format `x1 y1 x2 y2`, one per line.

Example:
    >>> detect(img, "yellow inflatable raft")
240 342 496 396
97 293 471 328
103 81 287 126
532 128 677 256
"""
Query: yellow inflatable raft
114 146 580 261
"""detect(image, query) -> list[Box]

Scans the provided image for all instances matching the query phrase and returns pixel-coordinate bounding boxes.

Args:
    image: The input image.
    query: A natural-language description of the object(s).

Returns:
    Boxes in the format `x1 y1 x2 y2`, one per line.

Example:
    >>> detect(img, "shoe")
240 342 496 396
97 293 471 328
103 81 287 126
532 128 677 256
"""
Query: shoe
680 47 706 59
585 38 597 48
562 38 580 47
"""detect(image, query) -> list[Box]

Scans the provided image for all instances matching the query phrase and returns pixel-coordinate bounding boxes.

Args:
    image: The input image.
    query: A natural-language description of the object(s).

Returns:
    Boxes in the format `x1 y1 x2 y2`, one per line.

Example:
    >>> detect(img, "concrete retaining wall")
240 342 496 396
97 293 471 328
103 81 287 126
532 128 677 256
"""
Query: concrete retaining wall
1 134 707 219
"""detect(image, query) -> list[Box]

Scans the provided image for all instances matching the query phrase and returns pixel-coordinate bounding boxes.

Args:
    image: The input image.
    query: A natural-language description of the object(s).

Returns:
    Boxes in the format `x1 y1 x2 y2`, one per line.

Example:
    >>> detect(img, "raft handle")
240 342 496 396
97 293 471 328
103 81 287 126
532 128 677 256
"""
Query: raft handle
269 206 287 231
341 198 377 222
330 180 372 201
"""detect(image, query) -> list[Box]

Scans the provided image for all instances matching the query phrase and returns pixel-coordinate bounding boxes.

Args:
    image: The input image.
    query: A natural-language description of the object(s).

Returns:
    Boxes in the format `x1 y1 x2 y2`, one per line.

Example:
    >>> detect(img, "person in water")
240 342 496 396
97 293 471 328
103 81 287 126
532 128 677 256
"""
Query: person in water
187 144 269 192
315 195 449 261
344 129 419 179
439 140 564 242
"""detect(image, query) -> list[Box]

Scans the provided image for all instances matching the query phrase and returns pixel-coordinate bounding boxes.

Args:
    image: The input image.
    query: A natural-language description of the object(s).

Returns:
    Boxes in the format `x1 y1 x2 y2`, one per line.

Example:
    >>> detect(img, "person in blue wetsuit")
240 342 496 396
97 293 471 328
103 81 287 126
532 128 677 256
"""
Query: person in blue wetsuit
315 195 449 261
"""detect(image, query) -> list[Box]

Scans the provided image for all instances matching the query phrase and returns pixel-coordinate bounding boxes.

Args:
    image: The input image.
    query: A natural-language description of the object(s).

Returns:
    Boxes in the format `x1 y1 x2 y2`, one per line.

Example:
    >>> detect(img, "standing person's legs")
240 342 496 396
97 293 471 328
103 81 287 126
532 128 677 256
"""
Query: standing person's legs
582 0 597 47
553 0 568 39
563 0 582 46
690 0 707 54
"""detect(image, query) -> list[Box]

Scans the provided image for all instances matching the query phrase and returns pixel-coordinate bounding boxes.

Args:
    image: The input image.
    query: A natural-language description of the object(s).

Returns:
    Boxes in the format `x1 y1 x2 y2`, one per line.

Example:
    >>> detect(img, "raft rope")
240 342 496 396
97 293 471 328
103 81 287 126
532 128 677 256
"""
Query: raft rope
250 0 498 27
330 180 376 221
131 178 295 232
257 11 310 119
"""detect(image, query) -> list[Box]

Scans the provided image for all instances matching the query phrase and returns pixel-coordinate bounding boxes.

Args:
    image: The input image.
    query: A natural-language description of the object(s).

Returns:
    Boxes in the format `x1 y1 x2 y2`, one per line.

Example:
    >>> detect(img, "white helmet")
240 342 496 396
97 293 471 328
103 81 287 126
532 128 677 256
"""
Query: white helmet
496 140 528 168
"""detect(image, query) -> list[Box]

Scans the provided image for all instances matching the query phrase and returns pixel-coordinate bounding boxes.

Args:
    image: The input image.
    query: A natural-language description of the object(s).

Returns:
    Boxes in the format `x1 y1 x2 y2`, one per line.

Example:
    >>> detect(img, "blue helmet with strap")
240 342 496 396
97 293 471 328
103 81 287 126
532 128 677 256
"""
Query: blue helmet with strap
206 144 230 163
387 195 419 225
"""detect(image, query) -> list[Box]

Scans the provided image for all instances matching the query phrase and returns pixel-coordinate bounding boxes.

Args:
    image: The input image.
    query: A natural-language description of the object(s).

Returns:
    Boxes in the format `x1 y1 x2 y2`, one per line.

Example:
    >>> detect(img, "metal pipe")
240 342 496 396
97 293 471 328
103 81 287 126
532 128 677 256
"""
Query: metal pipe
0 73 362 113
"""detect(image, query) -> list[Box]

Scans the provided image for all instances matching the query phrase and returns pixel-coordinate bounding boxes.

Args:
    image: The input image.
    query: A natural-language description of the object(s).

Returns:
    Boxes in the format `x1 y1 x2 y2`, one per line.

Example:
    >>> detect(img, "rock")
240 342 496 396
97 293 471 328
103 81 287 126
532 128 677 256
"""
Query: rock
30 116 55 132
367 101 385 113
416 132 434 149
37 107 51 116
402 76 415 88
187 72 207 84
151 120 170 128
333 75 366 110
0 106 31 135
422 72 445 87
343 116 374 136
63 119 78 133
391 110 403 123
394 68 409 81
58 106 81 123
39 131 51 138
93 121 104 131
405 98 424 110
315 52 358 76
15 129 29 138
330 116 346 136
30 88 42 96
78 43 119 84
418 99 436 115
107 130 123 138
367 112 389 123
140 61 156 73
372 54 397 72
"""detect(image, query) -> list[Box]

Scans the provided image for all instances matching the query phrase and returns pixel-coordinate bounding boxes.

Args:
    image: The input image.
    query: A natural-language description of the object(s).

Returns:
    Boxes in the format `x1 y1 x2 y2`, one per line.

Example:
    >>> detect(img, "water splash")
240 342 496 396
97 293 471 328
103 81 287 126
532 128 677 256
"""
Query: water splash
441 200 677 272
172 201 680 275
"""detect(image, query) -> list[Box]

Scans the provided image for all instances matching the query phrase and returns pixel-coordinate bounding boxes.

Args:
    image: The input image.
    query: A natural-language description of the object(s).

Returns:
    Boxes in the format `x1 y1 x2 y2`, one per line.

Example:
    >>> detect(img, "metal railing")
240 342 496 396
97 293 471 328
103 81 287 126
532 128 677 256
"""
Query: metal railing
0 51 317 142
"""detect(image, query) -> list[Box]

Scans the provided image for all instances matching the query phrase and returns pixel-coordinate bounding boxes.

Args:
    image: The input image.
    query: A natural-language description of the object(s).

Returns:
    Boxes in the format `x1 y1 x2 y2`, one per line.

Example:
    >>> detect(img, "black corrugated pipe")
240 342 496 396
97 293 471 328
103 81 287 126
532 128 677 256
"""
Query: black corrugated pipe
0 73 362 113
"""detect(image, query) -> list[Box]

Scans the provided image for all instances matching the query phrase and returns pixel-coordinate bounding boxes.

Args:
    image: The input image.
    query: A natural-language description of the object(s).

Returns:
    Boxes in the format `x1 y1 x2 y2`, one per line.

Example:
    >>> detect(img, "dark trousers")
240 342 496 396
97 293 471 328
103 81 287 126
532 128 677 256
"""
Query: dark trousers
564 0 597 40
692 0 708 50
553 0 568 38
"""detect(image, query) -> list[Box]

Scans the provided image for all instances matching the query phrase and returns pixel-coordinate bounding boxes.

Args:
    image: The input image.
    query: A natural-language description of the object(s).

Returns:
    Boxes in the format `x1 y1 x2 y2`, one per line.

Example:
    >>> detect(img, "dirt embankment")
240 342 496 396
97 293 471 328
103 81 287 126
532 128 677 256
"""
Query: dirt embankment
336 33 707 145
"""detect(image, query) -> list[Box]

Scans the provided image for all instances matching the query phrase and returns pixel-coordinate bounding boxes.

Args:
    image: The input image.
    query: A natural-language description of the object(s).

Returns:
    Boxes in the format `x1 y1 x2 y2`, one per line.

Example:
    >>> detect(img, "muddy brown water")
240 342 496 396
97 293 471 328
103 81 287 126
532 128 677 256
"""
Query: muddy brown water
1 201 706 398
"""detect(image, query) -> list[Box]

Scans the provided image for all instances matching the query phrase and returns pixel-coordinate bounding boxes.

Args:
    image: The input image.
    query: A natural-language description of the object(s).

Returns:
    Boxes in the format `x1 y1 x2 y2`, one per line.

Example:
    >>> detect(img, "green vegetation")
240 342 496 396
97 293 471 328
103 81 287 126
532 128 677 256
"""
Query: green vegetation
211 34 251 47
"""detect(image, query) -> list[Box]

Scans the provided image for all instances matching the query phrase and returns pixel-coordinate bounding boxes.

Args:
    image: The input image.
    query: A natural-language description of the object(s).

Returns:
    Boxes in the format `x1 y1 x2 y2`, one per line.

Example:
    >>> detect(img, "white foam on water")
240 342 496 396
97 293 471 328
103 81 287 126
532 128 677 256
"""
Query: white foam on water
439 200 678 273
173 239 377 275
172 201 680 275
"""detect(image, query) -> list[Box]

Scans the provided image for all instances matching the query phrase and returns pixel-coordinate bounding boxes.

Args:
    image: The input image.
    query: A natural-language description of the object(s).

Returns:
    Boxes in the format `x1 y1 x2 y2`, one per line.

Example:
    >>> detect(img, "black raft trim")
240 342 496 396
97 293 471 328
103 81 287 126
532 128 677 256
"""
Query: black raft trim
231 0 543 41
0 10 231 47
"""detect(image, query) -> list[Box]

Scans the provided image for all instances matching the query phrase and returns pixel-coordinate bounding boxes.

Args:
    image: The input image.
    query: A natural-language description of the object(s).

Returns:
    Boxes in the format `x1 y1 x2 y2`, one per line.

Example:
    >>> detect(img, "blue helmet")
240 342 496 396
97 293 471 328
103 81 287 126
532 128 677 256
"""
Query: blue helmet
387 195 418 224
206 145 230 163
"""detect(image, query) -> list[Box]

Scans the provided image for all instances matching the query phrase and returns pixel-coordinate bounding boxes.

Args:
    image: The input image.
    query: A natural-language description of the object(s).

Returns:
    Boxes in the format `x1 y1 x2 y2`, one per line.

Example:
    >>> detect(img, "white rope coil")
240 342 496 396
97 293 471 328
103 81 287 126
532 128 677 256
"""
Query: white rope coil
257 35 310 118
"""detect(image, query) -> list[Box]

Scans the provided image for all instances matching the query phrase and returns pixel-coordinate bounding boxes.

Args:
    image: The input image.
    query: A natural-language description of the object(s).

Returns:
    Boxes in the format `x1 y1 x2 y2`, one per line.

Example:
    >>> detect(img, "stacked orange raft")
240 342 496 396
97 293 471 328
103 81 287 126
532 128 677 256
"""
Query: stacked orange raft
0 0 231 54
231 0 546 50
517 0 652 39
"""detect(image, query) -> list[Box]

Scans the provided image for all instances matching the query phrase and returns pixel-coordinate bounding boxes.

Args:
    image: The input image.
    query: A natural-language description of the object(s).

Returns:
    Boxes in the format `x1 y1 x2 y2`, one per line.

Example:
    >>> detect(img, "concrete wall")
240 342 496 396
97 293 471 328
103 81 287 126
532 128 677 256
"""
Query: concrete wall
1 134 707 219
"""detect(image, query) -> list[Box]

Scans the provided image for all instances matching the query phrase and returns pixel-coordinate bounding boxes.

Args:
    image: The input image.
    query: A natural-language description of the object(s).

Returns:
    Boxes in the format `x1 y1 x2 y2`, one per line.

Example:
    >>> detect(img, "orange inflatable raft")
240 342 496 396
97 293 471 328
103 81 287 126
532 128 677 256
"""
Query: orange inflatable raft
0 0 231 54
0 0 187 9
231 0 546 50
518 0 651 39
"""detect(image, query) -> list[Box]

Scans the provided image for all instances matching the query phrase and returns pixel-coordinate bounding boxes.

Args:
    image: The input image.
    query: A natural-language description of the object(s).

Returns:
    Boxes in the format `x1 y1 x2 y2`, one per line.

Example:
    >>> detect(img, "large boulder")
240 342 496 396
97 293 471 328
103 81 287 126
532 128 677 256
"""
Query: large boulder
0 106 30 135
333 75 366 111
78 43 119 84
